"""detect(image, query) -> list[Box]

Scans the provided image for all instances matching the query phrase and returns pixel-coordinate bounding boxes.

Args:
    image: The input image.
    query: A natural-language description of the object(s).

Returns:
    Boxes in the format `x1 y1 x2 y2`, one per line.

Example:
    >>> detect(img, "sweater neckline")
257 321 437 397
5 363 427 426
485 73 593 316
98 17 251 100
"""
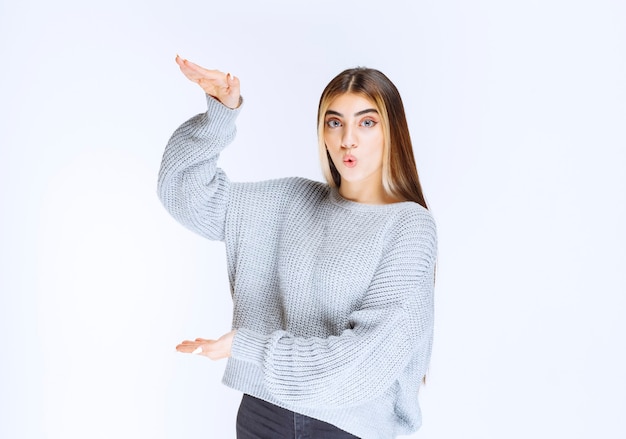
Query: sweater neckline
329 187 414 212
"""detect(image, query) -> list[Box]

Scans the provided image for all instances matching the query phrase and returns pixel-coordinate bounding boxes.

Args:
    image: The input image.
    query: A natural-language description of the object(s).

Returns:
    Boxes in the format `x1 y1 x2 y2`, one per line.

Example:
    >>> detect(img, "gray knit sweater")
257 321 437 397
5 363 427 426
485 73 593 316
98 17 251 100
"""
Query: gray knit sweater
158 96 437 439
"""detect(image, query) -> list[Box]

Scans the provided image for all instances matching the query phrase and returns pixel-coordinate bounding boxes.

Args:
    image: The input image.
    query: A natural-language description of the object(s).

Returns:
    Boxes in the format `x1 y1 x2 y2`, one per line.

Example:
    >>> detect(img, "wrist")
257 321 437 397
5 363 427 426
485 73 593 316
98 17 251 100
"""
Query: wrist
206 93 241 110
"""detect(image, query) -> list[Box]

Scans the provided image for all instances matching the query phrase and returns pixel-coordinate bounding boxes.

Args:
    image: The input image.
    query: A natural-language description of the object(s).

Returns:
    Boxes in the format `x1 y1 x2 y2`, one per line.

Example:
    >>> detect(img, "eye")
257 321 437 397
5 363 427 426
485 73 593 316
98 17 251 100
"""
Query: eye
326 119 342 128
361 119 377 127
361 118 377 128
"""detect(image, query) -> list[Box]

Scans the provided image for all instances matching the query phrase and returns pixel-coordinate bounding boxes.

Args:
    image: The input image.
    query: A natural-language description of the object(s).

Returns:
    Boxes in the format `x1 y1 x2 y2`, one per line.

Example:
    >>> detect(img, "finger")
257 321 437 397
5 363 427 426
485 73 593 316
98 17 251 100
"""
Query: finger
176 344 195 353
183 59 225 81
177 61 207 80
176 340 201 352
182 58 205 71
175 57 216 83
179 339 197 345
175 54 195 69
177 343 213 357
176 56 205 78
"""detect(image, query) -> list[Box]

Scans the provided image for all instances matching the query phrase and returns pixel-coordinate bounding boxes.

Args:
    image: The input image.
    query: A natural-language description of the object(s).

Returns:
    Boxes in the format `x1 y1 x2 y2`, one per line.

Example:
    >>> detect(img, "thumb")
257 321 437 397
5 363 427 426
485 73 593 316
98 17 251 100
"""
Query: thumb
227 73 239 88
223 74 241 109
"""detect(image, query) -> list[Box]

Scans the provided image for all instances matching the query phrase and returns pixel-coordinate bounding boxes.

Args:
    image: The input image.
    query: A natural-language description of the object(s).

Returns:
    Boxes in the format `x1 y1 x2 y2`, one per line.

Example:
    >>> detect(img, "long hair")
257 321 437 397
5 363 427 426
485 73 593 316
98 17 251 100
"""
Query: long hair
317 67 428 210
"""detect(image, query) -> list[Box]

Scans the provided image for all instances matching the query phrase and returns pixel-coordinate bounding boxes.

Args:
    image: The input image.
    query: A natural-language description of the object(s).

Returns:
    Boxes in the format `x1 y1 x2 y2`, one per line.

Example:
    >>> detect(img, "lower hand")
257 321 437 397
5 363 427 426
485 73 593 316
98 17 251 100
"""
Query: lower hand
176 330 236 360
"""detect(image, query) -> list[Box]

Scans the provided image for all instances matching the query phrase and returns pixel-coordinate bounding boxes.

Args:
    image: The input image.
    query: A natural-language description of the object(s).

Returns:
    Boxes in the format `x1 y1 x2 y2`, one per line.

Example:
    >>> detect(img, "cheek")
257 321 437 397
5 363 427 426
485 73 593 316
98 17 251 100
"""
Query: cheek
323 130 339 147
364 132 384 155
324 136 345 162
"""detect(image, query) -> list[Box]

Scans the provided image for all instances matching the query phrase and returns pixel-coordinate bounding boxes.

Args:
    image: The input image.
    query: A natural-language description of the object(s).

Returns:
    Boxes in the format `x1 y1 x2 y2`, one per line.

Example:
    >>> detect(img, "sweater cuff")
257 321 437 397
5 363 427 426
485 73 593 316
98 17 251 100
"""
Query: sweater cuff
204 94 243 129
231 328 268 365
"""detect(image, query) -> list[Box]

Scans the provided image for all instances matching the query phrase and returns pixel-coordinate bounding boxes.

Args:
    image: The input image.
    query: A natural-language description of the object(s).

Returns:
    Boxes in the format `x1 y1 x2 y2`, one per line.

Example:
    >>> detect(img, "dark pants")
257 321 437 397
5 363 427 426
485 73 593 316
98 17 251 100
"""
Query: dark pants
236 394 360 439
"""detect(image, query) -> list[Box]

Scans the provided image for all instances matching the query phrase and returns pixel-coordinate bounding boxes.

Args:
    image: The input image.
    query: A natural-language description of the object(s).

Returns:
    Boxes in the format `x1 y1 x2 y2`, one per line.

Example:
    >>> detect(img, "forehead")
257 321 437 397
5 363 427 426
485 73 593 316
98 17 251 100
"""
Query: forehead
327 93 377 112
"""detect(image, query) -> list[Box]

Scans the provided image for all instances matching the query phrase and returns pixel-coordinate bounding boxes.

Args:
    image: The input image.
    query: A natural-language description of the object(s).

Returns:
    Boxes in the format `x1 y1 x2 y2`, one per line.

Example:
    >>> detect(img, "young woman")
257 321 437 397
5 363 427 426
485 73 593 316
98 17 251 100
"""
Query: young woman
158 56 437 439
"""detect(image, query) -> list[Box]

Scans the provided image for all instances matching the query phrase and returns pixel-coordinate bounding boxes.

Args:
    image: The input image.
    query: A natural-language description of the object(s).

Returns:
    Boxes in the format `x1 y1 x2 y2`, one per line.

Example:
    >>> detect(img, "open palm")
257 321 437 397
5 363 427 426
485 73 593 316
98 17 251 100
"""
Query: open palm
175 55 241 109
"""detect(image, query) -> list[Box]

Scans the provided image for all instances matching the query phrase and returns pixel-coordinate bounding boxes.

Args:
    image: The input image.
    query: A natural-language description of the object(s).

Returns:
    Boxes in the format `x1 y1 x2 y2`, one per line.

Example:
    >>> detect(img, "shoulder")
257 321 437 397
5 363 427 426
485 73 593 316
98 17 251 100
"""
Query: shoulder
385 203 437 259
392 203 437 237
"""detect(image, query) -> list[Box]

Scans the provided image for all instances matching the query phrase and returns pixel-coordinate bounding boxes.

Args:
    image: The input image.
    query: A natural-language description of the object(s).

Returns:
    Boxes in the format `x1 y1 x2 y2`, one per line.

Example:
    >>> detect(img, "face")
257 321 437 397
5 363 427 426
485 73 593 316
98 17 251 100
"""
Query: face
323 93 385 191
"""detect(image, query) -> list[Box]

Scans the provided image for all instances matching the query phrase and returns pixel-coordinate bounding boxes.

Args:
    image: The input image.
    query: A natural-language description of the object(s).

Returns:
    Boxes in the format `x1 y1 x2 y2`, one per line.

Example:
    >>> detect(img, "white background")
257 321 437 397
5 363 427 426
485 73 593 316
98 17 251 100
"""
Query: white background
1 0 625 438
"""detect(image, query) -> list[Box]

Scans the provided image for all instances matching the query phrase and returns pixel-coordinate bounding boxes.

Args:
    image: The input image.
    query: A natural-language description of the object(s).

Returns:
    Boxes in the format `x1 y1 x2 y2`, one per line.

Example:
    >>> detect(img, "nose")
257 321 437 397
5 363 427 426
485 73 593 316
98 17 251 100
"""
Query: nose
341 126 357 149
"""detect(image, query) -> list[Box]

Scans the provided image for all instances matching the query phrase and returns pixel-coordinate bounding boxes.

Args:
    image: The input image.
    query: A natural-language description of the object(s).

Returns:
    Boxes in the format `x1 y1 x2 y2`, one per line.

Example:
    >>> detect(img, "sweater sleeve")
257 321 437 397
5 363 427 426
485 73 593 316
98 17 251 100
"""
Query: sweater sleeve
157 95 242 240
230 208 437 408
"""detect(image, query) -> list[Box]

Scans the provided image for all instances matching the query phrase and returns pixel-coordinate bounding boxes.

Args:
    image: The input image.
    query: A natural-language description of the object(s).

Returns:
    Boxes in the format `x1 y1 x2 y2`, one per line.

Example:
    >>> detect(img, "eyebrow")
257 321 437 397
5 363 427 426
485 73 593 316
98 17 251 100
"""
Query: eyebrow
325 108 379 117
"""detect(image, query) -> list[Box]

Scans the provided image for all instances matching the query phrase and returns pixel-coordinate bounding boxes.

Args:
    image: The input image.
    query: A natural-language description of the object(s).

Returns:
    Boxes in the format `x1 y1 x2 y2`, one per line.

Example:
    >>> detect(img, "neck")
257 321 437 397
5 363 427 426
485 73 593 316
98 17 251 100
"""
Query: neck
338 181 401 205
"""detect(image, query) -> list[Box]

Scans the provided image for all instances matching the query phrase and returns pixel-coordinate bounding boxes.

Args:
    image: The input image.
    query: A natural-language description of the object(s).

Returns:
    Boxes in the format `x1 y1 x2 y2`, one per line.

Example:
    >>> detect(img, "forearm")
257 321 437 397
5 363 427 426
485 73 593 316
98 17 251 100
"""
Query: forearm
157 95 241 239
230 298 431 407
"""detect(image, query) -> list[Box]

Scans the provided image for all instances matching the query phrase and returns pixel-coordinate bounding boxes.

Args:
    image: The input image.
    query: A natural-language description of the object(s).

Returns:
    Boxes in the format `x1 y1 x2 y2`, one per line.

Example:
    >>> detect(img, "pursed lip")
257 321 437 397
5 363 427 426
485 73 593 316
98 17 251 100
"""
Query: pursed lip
343 153 357 168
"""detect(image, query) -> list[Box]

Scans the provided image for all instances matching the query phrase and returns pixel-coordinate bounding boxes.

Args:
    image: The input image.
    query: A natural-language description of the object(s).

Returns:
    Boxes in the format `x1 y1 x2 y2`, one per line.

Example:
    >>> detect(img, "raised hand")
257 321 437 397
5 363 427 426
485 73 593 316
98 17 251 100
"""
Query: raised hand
175 55 241 109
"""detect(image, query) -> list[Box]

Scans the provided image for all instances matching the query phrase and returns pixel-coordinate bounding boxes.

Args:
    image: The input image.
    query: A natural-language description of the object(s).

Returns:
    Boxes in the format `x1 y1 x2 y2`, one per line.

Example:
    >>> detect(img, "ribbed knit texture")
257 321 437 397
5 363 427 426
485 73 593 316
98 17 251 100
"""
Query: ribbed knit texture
158 95 437 439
